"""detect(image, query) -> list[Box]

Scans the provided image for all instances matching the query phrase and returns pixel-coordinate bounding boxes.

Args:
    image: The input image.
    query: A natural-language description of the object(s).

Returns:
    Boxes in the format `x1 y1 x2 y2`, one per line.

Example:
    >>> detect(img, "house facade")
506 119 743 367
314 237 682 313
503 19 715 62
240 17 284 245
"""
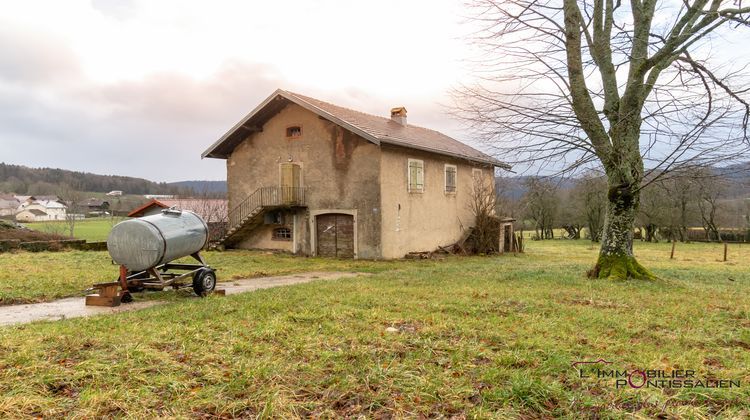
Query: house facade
15 199 67 222
202 90 510 259
0 195 20 217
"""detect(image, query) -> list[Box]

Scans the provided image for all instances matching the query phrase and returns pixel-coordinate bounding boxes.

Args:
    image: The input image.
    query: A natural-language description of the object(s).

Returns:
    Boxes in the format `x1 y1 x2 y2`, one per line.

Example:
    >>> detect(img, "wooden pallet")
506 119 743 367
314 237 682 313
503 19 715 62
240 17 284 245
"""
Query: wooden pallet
86 282 122 307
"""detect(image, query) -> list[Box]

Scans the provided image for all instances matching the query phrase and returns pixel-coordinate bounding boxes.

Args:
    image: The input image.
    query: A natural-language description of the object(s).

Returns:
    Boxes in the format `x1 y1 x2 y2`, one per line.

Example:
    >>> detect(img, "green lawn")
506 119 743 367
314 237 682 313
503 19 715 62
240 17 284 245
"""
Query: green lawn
0 250 398 305
23 218 125 242
0 240 748 417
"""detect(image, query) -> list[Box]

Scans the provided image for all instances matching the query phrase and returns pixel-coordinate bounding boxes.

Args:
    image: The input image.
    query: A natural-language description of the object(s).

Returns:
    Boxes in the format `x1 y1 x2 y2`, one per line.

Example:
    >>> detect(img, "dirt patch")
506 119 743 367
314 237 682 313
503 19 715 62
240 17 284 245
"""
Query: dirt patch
561 297 629 310
0 220 67 242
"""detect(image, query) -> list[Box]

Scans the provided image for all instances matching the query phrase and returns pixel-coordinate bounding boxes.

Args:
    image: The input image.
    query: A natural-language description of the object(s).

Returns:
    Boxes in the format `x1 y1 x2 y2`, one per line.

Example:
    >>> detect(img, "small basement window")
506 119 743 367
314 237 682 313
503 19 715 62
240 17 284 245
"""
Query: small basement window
286 125 302 139
272 227 292 241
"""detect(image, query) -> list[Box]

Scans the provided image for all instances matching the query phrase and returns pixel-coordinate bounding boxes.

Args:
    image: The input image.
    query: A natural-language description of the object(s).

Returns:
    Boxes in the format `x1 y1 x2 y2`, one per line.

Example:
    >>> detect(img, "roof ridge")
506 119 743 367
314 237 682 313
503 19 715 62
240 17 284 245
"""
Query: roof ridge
284 90 417 128
203 88 509 169
285 90 486 145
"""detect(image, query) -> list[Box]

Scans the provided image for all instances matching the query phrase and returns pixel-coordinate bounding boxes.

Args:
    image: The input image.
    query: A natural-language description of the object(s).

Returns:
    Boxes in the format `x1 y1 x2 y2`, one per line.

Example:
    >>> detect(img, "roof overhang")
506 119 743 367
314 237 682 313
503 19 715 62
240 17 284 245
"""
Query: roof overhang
201 89 512 171
378 137 510 169
201 89 380 159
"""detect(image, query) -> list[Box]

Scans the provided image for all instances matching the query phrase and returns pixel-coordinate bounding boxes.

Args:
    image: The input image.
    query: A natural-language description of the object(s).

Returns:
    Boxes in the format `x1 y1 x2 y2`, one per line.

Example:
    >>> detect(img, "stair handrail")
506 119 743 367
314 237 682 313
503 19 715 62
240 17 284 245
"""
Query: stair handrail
227 186 306 231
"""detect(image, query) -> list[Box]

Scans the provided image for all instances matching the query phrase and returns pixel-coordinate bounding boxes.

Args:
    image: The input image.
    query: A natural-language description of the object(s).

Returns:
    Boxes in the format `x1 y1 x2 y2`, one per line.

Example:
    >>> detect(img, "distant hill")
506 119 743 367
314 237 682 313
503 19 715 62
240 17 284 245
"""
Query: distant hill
496 176 577 200
168 180 227 194
0 162 188 196
716 162 750 197
498 162 750 199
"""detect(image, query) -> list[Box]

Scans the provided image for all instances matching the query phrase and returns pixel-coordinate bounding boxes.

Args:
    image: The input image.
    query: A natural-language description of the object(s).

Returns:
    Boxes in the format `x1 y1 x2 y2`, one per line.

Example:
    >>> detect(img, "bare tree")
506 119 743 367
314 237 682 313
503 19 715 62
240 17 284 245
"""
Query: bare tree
661 176 698 242
636 181 670 242
58 185 84 239
691 169 727 241
523 178 559 239
470 173 500 253
193 189 229 243
558 187 584 239
575 172 608 242
455 0 750 279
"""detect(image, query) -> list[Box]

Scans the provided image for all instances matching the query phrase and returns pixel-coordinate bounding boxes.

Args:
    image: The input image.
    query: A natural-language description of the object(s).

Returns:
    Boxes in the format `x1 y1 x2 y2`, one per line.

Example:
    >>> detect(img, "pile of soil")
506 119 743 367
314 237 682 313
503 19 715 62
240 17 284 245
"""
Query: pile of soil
0 219 67 241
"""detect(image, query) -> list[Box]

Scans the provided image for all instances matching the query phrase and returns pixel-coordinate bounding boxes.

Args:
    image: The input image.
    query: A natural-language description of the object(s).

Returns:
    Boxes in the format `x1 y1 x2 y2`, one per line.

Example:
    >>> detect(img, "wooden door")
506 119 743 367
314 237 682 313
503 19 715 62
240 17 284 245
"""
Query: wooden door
316 213 354 258
280 163 301 203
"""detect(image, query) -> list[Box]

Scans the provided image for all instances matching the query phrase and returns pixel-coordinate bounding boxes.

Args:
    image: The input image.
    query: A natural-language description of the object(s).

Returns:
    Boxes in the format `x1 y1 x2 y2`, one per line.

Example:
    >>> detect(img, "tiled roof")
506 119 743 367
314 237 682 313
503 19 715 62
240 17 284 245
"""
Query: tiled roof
283 91 506 167
128 198 227 221
202 89 509 169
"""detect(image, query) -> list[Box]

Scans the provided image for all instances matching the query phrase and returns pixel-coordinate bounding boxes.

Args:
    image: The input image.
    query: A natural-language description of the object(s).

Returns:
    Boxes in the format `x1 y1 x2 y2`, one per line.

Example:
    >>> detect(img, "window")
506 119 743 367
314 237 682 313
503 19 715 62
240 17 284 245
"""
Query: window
286 125 302 139
407 159 424 192
264 211 284 225
472 168 483 180
272 227 292 241
444 164 457 193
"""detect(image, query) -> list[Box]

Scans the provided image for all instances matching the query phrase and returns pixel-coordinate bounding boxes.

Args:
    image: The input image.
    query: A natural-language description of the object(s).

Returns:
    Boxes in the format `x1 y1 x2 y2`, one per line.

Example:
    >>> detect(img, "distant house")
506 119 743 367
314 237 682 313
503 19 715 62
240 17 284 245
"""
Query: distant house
14 195 34 210
15 208 50 223
0 195 20 217
128 198 227 221
201 89 512 258
106 190 123 196
33 195 62 203
14 199 67 222
127 198 168 217
128 198 228 241
77 198 110 213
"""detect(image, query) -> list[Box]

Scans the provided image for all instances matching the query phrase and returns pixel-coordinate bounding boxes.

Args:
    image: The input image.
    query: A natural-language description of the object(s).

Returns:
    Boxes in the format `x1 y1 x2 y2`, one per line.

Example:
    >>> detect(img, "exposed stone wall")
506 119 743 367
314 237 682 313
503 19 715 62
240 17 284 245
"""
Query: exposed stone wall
227 103 382 258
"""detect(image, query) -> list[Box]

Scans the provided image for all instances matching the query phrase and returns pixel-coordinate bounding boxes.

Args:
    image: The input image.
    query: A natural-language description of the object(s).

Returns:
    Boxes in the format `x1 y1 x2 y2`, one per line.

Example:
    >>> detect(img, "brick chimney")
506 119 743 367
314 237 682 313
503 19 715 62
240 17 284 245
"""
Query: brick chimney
390 107 407 126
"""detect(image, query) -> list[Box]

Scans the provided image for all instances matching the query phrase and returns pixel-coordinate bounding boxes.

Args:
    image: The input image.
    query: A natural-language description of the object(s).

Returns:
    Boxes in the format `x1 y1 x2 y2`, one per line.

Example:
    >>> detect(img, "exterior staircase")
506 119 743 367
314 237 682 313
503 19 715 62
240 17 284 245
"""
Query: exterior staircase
219 186 306 247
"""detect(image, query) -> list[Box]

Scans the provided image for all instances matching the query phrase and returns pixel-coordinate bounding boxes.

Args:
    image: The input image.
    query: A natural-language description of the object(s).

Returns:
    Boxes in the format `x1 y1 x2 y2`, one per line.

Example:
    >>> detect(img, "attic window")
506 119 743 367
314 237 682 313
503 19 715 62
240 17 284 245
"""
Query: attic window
272 227 292 241
286 125 302 139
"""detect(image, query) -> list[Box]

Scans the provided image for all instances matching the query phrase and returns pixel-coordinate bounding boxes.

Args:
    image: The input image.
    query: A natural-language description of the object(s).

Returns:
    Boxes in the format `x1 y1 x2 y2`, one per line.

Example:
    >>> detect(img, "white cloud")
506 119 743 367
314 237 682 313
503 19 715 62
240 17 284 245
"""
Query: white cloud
0 0 479 182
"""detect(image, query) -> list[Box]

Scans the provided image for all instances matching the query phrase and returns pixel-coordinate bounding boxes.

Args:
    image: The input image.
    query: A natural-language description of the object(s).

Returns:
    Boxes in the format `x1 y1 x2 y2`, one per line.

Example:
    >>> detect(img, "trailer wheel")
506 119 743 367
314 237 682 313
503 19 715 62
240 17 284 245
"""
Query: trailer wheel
193 269 216 296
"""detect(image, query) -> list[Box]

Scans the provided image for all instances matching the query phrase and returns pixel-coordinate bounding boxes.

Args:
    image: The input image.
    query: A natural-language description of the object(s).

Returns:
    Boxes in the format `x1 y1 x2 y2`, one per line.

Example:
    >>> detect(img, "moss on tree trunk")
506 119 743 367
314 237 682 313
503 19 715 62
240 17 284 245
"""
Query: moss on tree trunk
591 252 656 280
589 178 657 280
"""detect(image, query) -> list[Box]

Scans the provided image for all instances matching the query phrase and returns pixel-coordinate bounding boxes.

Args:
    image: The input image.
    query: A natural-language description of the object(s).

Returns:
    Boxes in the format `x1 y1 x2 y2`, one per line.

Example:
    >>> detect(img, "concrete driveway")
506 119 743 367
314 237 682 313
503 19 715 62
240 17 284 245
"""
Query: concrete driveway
0 271 367 327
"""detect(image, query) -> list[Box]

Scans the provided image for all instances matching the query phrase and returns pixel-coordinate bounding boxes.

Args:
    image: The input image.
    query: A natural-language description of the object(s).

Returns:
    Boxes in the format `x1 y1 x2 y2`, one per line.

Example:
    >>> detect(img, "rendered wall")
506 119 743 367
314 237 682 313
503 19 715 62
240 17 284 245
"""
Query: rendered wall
379 144 495 259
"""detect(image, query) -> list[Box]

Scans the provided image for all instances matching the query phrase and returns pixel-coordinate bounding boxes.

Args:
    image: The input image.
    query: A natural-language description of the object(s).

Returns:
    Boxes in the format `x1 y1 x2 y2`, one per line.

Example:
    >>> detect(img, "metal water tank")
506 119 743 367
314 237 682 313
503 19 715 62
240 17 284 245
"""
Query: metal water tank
107 208 209 271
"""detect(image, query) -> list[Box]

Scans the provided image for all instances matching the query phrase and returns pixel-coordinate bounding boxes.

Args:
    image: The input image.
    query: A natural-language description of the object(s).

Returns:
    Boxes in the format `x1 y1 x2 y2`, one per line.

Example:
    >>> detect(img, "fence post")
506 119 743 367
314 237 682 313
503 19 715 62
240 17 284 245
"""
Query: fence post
670 240 676 260
723 242 728 262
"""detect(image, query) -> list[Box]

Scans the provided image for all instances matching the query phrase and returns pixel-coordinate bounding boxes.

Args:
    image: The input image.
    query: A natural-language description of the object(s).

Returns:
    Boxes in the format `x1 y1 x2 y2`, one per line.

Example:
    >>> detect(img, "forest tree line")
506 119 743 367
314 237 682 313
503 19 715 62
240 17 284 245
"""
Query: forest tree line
498 169 750 243
0 163 188 196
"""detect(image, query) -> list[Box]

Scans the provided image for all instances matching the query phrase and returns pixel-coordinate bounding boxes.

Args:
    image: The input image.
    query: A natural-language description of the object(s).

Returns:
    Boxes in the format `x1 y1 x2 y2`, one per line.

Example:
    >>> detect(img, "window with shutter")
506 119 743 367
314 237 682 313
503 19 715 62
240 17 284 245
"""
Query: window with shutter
407 159 424 192
444 164 457 193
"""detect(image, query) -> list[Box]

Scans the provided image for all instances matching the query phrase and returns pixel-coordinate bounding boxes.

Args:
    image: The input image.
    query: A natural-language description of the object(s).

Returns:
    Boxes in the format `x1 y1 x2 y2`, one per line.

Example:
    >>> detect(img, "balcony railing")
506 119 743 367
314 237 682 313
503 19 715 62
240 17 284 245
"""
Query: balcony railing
227 186 306 231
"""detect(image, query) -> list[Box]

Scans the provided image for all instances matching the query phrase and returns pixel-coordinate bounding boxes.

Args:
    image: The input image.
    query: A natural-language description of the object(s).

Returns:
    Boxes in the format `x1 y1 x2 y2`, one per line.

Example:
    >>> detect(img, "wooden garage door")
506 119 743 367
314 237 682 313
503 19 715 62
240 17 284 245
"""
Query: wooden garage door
316 213 354 258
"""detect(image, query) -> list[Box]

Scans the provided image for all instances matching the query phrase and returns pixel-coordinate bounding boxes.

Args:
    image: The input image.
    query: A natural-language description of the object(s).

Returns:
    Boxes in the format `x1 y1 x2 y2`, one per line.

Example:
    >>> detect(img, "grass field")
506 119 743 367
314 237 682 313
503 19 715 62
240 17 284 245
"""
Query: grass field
22 217 124 242
0 250 399 305
0 240 748 417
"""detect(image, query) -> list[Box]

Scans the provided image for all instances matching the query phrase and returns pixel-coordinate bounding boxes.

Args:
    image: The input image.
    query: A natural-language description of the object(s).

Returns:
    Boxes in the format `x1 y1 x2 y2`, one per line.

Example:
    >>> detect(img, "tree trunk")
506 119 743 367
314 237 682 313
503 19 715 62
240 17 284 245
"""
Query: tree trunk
590 178 656 280
644 224 657 242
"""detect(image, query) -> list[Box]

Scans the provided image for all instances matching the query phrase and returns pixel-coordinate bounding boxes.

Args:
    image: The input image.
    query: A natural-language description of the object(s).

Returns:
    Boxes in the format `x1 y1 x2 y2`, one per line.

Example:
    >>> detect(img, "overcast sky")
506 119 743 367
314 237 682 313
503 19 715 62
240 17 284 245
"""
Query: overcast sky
0 0 478 182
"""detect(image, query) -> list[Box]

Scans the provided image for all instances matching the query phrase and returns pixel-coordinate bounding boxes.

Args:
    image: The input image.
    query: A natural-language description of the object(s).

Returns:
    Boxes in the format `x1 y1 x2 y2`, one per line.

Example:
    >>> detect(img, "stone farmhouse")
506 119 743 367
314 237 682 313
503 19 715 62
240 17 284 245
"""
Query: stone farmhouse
202 89 511 259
